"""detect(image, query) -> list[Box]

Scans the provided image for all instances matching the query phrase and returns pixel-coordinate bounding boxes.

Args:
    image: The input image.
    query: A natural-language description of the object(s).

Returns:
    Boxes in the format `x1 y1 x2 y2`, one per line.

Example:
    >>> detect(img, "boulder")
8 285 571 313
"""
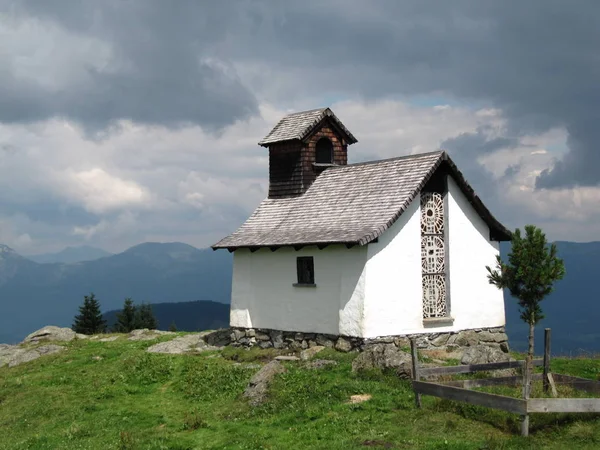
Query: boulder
315 335 335 348
23 326 77 343
203 328 231 347
334 337 353 353
270 330 284 349
300 345 325 361
274 355 300 361
352 344 412 378
243 360 286 406
128 329 174 341
99 336 119 342
0 344 64 368
147 334 220 354
461 345 510 365
454 330 480 347
303 359 338 370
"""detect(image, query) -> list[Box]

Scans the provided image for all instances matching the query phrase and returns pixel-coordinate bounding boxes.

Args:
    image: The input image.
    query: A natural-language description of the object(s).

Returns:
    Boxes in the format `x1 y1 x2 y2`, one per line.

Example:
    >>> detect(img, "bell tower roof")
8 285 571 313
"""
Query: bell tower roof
258 107 358 147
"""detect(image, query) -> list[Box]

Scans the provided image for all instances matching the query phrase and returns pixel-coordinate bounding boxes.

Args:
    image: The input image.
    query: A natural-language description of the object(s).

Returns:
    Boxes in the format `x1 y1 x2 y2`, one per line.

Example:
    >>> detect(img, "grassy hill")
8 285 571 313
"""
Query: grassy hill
1 335 599 449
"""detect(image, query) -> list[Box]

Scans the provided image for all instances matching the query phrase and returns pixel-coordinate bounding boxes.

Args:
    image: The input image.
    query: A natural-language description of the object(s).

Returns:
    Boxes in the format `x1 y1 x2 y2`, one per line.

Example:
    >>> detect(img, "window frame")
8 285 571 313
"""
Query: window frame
294 256 316 287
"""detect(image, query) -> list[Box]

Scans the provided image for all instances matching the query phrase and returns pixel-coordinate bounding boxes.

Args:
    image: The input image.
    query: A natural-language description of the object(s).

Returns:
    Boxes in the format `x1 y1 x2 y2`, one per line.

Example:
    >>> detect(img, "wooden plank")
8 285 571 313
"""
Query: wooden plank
413 380 527 414
547 373 558 398
439 374 543 389
411 339 422 409
552 374 600 395
420 359 543 376
528 398 600 413
543 328 552 394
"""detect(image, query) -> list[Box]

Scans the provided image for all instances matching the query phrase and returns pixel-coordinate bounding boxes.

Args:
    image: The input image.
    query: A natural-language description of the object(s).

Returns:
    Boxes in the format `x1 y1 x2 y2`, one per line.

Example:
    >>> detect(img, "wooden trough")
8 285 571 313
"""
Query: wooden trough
410 329 600 436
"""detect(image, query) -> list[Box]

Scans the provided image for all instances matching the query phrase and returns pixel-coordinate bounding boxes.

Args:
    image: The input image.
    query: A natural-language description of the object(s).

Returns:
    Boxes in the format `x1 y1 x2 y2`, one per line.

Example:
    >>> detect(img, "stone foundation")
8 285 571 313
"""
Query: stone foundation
228 326 510 354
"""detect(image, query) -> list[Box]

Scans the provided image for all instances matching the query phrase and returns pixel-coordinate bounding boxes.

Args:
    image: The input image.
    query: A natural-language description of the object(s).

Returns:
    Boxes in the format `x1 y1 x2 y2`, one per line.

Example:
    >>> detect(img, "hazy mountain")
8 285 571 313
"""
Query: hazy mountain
103 300 229 332
503 241 600 355
26 246 113 264
0 242 232 344
1 239 598 354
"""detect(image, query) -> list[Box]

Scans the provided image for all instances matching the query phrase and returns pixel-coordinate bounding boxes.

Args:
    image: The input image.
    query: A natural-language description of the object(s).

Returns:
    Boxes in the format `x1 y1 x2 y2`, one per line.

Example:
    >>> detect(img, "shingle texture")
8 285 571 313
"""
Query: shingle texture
258 108 357 146
213 150 510 250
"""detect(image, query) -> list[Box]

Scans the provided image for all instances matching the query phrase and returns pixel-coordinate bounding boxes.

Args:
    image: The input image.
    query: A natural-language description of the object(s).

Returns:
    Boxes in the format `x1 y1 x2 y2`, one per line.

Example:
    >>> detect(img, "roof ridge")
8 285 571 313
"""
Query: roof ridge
333 150 445 169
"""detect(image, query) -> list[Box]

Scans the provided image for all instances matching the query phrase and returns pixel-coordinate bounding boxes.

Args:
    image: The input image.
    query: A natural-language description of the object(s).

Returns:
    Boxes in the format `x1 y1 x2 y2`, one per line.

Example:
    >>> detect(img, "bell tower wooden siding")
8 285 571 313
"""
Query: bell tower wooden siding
267 121 348 199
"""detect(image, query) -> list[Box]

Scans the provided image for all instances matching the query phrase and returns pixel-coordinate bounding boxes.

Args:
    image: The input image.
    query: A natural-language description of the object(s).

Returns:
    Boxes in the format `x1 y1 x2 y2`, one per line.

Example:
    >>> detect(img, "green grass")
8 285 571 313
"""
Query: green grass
1 336 600 449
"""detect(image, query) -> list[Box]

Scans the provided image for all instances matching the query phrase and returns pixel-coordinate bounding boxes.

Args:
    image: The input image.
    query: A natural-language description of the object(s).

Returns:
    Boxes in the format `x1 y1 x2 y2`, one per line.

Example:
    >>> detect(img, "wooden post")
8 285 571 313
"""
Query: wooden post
521 414 529 437
410 338 422 408
543 328 551 394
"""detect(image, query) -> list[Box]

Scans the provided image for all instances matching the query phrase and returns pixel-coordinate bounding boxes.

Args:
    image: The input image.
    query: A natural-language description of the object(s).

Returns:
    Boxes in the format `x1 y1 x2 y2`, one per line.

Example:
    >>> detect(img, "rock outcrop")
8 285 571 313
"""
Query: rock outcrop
147 334 220 354
352 344 412 378
0 344 64 368
461 345 511 365
23 326 85 344
128 329 175 341
243 360 286 406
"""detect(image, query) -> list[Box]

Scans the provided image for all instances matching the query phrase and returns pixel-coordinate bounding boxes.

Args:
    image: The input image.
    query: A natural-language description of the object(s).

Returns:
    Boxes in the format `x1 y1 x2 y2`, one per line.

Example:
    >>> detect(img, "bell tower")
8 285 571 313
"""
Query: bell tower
258 108 358 199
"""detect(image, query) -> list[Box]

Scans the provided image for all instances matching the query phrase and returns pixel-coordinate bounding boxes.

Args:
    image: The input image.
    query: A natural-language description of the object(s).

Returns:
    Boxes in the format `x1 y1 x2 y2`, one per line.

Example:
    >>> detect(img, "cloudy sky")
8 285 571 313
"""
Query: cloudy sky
1 0 599 254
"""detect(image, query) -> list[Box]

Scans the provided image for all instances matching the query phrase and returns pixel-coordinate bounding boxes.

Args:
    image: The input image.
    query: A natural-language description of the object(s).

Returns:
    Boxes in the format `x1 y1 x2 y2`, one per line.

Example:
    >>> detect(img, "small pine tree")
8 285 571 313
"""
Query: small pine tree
134 302 158 330
113 298 137 333
486 225 565 398
168 321 178 332
72 292 107 335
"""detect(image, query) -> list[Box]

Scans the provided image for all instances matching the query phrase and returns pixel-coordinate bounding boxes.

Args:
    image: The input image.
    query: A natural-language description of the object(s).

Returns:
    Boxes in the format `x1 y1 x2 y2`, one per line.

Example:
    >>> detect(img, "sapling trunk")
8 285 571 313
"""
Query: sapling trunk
525 313 535 399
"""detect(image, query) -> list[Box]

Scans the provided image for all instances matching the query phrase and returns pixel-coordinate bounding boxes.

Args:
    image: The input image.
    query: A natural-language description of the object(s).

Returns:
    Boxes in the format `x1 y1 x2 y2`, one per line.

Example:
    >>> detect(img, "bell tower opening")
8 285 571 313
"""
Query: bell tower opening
315 138 334 164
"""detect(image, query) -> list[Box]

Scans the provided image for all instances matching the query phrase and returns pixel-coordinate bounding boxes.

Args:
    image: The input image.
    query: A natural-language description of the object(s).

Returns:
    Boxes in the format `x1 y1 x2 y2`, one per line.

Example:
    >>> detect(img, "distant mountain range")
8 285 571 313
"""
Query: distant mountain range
0 240 598 354
26 245 113 264
0 242 232 344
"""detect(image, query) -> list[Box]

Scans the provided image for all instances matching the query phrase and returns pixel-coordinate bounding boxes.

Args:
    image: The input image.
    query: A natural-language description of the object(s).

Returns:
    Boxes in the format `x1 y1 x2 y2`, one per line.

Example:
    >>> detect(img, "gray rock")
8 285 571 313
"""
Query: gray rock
274 355 300 361
393 337 411 349
243 360 286 406
258 340 273 349
454 330 479 347
304 359 338 370
315 334 335 348
300 345 325 361
147 334 220 354
128 329 174 341
431 334 450 347
270 330 284 349
0 344 64 368
23 326 77 343
461 345 510 365
202 329 231 347
232 329 246 341
352 344 413 378
334 337 353 353
99 336 119 342
246 329 256 338
75 333 89 340
255 332 270 341
500 342 510 353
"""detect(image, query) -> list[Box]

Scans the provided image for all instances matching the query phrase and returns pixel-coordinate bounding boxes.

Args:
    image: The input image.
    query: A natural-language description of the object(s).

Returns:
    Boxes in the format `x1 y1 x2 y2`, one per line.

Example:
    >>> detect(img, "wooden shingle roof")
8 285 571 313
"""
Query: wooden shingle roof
258 107 358 146
212 151 511 251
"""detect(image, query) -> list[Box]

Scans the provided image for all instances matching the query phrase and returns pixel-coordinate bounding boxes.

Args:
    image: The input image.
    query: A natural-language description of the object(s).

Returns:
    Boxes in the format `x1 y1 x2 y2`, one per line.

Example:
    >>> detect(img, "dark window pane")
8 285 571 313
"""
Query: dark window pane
296 256 315 284
316 138 333 164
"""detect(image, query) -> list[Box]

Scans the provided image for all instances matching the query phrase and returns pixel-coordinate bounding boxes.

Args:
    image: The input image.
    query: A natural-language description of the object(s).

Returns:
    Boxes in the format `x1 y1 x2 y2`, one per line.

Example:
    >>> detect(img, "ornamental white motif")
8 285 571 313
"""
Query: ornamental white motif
421 191 447 318
421 192 444 234
422 275 447 318
421 235 445 273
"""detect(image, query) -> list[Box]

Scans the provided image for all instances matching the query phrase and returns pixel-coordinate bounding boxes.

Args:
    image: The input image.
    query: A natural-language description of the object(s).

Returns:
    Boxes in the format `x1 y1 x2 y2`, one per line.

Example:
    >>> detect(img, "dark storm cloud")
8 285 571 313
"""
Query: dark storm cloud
1 1 258 132
3 0 599 186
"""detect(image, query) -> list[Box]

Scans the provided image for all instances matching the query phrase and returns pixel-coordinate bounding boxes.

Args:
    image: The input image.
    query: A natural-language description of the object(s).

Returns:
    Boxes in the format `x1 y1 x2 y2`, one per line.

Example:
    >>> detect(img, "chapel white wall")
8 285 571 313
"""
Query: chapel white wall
362 176 506 338
363 198 423 338
446 177 505 331
230 244 367 335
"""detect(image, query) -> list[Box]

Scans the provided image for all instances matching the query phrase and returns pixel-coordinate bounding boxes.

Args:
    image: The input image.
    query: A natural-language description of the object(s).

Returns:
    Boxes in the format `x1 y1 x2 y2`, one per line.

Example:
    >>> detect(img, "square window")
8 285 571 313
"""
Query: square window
296 256 315 285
